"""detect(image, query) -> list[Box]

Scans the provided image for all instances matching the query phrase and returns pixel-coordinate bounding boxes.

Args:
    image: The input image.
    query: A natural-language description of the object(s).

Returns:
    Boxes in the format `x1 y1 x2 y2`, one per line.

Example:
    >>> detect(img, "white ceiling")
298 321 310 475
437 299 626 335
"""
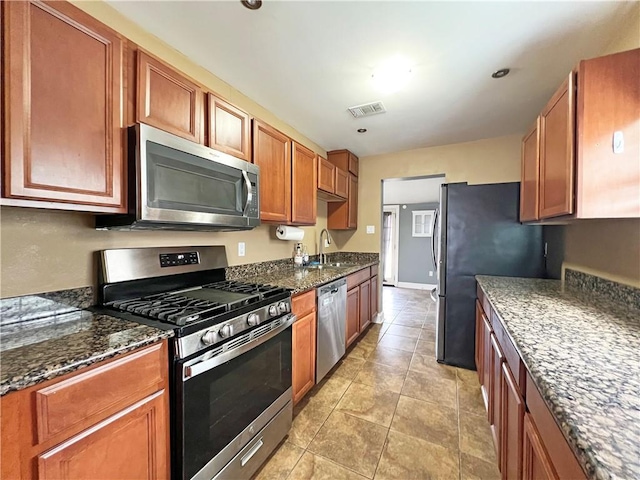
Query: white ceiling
107 1 634 157
383 176 444 205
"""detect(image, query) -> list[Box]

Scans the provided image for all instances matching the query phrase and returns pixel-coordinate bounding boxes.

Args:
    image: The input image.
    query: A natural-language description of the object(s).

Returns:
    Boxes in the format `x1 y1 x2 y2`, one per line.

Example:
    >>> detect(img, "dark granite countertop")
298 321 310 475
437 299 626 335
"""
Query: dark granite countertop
475 275 640 480
241 261 379 295
0 289 173 397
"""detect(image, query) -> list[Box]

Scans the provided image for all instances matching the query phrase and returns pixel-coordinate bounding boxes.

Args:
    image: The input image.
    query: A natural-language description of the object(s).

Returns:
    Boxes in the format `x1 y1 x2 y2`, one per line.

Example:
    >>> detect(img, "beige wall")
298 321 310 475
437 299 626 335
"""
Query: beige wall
0 0 335 298
333 134 523 252
561 4 640 287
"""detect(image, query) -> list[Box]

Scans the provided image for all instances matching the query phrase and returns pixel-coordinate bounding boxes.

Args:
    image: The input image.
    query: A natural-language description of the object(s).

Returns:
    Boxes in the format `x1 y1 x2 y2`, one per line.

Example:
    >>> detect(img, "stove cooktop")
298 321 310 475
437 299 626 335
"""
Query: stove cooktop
106 280 288 326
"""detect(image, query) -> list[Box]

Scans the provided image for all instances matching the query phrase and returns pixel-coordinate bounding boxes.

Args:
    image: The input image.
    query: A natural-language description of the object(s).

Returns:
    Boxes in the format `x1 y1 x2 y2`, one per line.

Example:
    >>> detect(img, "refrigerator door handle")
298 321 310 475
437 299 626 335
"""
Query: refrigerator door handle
431 208 438 275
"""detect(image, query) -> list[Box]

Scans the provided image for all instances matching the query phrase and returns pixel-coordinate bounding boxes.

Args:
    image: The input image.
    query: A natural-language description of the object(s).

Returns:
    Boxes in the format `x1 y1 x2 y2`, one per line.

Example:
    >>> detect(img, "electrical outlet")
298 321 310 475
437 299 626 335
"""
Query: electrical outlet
366 225 375 234
238 242 246 257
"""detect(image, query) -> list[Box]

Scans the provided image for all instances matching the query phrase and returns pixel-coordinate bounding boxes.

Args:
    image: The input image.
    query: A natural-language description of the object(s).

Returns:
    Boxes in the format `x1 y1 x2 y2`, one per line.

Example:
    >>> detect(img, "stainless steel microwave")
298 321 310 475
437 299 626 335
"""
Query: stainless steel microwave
97 123 260 231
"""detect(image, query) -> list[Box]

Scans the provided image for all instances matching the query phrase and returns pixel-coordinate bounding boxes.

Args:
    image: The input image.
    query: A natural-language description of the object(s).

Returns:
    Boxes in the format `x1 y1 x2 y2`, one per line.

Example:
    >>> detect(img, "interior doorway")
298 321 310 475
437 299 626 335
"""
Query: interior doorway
382 205 399 286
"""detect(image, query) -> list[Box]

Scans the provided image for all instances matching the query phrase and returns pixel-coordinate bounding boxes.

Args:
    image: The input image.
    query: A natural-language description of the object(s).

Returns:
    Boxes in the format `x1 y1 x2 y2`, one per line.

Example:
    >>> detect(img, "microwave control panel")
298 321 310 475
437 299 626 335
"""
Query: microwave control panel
159 252 200 268
246 183 259 217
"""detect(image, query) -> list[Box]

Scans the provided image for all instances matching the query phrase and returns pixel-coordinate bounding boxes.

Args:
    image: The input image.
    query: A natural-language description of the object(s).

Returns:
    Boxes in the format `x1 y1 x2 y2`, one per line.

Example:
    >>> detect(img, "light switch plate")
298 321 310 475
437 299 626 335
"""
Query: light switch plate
366 225 375 234
238 242 246 257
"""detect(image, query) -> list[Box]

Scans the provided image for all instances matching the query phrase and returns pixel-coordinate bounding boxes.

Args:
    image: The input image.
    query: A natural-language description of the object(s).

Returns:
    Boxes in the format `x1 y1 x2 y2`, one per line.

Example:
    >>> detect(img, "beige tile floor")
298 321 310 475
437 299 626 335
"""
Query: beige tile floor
253 286 500 480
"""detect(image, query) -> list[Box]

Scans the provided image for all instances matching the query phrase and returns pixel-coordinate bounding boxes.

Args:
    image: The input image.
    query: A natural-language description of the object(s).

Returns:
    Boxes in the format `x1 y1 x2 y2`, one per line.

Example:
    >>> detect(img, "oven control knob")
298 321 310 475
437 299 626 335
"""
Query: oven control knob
218 325 232 338
247 314 260 326
268 305 278 317
277 302 289 314
201 330 217 345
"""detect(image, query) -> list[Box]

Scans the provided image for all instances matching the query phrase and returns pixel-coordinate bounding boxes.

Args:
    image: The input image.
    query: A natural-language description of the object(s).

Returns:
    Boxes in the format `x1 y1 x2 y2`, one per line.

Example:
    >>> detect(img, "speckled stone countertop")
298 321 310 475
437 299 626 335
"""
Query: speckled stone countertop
227 253 379 295
475 275 640 480
0 289 173 396
242 261 378 295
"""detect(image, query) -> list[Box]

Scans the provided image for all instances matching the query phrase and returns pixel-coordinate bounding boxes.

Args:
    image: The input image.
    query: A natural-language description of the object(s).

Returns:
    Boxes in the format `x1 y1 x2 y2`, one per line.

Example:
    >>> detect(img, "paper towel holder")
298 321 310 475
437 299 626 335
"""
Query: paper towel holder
275 225 305 241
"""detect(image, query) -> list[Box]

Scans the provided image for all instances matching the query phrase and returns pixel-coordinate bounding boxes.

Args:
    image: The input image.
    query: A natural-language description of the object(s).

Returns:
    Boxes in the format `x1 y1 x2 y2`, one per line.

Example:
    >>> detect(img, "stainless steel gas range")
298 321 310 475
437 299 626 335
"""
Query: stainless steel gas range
96 246 294 480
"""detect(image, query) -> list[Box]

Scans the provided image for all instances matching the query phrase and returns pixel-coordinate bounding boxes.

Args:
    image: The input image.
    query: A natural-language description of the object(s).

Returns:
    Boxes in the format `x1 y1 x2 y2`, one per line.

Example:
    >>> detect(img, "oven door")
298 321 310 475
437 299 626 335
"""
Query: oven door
136 123 260 229
176 315 294 480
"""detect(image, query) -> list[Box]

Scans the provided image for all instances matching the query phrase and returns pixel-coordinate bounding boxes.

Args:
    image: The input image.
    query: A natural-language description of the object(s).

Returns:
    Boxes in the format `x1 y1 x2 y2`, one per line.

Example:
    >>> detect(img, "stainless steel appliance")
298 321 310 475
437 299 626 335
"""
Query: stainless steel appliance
434 182 546 369
96 246 294 480
96 123 260 231
316 278 347 382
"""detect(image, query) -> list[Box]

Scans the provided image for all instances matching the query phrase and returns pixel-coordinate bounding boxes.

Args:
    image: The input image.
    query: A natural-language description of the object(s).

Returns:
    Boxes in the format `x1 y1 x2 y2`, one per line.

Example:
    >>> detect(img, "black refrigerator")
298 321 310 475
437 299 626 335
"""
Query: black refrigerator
434 182 545 370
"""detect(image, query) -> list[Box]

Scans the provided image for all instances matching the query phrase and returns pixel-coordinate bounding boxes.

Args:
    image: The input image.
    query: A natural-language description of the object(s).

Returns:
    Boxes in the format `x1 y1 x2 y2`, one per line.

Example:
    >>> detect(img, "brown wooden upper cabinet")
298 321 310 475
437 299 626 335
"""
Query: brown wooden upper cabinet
520 48 640 221
2 0 126 213
317 156 348 201
252 120 292 223
291 142 317 225
327 149 359 176
520 120 540 222
539 73 575 219
327 174 358 229
137 51 203 143
317 156 336 194
207 93 251 161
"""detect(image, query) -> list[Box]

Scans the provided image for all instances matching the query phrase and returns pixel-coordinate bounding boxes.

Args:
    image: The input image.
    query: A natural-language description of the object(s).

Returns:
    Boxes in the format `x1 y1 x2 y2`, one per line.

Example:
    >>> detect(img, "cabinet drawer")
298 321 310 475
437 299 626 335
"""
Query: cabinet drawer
347 268 370 290
35 342 166 444
525 373 587 480
292 289 316 317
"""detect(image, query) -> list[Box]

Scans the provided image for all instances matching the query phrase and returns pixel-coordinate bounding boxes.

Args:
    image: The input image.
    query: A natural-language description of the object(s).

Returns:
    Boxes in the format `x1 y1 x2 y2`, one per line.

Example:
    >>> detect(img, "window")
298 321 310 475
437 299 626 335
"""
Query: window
412 210 435 237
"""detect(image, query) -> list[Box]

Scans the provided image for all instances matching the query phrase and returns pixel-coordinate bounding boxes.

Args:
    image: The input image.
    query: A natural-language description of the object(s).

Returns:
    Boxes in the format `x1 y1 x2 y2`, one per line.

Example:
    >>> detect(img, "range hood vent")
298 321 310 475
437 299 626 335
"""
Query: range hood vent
347 101 386 118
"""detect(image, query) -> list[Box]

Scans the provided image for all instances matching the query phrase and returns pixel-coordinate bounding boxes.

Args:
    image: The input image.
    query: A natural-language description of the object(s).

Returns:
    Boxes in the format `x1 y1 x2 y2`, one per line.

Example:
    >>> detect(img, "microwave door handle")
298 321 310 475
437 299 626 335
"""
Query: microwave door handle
242 170 253 216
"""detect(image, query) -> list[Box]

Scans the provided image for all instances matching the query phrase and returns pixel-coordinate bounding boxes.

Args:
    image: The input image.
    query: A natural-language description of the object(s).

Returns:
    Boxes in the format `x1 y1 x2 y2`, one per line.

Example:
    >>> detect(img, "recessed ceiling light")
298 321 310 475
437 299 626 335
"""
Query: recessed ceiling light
491 68 510 79
357 128 367 133
241 0 262 10
372 56 413 93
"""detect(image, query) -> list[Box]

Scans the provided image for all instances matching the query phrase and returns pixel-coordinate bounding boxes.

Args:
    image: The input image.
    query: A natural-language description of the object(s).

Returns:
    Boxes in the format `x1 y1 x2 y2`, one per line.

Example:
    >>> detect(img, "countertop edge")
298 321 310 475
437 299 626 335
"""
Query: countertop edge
0 330 173 397
288 262 379 295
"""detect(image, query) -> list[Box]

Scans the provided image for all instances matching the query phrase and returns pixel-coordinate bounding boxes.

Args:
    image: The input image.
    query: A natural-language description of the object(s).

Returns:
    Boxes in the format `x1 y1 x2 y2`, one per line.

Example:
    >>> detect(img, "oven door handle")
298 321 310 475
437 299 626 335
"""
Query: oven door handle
183 314 296 380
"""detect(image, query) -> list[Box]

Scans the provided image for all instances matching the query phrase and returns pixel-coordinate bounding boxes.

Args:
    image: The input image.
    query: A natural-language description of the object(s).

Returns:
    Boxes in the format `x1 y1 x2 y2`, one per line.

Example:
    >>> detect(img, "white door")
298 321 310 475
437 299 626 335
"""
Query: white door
382 205 400 286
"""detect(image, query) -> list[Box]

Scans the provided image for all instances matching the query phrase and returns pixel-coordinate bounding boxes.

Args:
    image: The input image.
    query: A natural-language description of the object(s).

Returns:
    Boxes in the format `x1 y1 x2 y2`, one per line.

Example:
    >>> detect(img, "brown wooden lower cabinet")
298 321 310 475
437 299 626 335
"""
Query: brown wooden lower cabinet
346 286 360 348
501 362 524 480
523 413 558 480
292 311 316 405
38 391 168 479
370 275 378 319
359 279 371 333
291 290 317 405
476 284 587 480
0 341 170 480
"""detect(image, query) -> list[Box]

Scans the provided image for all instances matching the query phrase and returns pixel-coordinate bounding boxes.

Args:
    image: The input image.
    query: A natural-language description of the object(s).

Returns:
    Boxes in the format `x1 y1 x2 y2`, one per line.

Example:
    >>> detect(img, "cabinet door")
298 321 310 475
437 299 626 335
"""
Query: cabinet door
335 168 349 199
3 1 126 212
291 142 317 225
475 301 484 383
252 120 291 223
348 174 358 229
359 280 371 333
522 413 558 480
539 73 575 219
348 152 359 176
207 93 250 161
292 311 316 405
481 314 492 413
346 287 360 348
38 391 169 480
317 156 335 194
490 333 504 465
501 363 524 480
137 51 203 143
576 48 640 218
370 275 379 319
520 120 540 222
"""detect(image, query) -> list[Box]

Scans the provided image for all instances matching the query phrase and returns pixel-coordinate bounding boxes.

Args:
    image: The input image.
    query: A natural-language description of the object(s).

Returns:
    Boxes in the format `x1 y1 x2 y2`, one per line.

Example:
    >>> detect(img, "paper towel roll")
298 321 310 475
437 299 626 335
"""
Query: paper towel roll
276 225 305 241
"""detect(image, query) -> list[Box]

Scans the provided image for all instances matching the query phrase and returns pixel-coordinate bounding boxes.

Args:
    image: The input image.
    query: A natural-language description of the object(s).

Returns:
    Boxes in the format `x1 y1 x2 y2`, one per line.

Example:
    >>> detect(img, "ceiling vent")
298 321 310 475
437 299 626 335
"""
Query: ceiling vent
347 101 386 118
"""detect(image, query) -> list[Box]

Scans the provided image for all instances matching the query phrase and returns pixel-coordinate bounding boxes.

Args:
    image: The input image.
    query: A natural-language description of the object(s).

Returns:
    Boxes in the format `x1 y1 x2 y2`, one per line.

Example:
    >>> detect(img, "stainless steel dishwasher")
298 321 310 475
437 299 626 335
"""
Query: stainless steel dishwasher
316 278 347 382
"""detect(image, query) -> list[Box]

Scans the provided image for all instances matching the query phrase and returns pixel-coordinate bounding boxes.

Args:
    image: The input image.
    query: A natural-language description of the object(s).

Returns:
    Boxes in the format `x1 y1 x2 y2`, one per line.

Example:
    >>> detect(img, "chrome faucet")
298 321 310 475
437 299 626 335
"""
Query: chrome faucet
319 228 332 265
